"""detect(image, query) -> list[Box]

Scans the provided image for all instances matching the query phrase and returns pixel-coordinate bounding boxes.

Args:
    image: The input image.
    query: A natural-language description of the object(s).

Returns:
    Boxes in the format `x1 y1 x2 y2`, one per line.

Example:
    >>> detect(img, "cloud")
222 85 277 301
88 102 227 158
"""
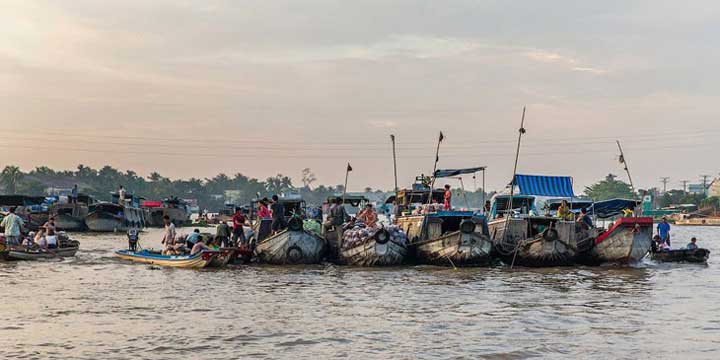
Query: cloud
369 120 399 129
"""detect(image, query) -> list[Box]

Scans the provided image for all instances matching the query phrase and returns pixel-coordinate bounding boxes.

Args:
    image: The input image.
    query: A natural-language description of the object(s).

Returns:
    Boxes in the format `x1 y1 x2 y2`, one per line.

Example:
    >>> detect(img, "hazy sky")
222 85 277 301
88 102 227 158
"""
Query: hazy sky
3 1 720 193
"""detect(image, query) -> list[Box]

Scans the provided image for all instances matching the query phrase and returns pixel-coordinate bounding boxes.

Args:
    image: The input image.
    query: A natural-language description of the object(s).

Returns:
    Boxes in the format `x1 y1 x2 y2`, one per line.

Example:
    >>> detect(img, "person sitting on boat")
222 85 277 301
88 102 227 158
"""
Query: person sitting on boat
43 217 57 234
622 208 634 217
686 237 699 250
23 232 36 248
35 229 48 249
357 204 378 228
186 229 201 248
576 208 594 229
190 238 210 255
46 227 58 249
1 207 25 246
557 200 573 221
443 184 452 211
651 235 662 253
657 216 672 246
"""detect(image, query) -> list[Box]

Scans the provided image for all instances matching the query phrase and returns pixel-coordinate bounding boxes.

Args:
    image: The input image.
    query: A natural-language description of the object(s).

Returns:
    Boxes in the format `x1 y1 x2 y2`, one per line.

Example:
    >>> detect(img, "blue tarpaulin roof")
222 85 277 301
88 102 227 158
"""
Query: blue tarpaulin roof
434 167 486 178
589 198 640 219
513 174 575 197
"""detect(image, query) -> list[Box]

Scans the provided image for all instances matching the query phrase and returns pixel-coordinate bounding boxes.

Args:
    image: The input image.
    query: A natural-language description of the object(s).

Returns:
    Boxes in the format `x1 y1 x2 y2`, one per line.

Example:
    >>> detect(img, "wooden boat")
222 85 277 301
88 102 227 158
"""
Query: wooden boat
674 214 720 226
86 193 146 232
206 248 235 268
0 234 80 260
578 217 653 265
488 175 596 267
650 248 710 263
340 227 407 266
142 197 191 227
114 249 219 268
255 217 326 265
0 195 49 231
50 195 97 231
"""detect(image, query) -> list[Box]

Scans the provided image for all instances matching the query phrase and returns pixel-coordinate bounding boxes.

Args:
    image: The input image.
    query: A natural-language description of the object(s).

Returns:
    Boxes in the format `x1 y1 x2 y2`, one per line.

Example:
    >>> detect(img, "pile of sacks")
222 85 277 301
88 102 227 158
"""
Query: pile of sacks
342 222 408 250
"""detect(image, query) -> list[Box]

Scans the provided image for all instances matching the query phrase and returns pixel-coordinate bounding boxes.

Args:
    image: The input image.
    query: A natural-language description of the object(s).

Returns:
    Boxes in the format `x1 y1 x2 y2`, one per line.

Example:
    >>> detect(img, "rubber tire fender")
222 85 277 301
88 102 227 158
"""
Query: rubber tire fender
375 229 390 244
543 228 559 242
286 245 304 264
288 217 303 232
459 220 476 234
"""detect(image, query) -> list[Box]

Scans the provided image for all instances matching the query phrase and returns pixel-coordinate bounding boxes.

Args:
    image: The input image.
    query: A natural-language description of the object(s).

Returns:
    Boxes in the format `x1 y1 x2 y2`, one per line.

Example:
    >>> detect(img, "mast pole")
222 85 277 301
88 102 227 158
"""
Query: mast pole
391 134 399 192
505 107 527 269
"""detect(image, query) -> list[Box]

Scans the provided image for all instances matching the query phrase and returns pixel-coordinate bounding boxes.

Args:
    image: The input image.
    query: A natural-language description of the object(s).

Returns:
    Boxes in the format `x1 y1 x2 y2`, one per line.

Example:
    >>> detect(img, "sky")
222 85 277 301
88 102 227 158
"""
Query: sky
2 0 720 193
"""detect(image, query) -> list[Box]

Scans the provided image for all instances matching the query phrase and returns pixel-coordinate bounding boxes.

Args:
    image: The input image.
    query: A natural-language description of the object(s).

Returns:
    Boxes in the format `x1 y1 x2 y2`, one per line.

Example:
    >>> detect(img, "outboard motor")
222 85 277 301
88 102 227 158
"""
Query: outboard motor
127 228 139 252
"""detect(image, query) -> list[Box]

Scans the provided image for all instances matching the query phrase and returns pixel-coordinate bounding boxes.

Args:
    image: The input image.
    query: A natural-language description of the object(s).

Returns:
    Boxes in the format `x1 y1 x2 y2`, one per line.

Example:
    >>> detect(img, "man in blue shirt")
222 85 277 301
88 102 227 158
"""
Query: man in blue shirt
686 237 698 250
657 216 671 246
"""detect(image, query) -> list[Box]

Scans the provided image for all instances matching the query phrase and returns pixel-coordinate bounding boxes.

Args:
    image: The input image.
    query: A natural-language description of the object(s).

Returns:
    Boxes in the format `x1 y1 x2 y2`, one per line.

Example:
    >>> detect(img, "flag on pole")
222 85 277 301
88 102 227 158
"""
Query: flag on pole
347 163 353 172
439 131 444 142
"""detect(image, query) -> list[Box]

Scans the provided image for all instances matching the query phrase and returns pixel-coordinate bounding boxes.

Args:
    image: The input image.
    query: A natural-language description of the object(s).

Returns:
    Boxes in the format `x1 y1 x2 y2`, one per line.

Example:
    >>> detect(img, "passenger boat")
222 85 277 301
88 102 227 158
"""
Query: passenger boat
650 248 710 263
142 197 191 227
0 233 80 261
391 173 493 267
254 216 326 265
50 194 97 231
575 199 652 265
114 249 220 268
86 193 145 232
488 175 595 267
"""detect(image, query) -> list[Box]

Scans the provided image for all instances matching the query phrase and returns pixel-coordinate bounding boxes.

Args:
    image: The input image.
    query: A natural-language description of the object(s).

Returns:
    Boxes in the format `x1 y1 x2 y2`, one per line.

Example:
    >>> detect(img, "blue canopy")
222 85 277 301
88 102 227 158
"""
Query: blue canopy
589 198 640 219
513 174 575 197
434 167 486 178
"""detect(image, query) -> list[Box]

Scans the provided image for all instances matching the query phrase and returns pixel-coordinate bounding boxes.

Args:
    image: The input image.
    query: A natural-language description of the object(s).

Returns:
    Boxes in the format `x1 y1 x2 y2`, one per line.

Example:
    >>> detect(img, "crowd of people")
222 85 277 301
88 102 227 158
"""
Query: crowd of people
0 207 62 251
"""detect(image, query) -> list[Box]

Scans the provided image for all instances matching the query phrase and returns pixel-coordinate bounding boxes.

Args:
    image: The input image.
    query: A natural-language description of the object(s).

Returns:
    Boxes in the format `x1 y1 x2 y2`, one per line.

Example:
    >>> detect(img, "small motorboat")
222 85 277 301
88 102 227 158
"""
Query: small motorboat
650 248 710 264
0 233 80 261
114 249 220 269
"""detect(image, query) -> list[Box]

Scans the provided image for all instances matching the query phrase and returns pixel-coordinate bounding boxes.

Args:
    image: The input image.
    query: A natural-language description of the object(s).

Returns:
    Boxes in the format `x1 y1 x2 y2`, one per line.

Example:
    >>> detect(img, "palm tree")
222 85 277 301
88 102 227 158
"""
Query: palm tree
1 165 23 194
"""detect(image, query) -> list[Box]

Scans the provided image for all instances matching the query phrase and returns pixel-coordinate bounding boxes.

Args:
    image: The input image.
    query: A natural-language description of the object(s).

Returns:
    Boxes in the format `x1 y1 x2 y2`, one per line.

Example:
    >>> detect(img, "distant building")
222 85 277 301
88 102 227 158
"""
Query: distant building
688 183 707 196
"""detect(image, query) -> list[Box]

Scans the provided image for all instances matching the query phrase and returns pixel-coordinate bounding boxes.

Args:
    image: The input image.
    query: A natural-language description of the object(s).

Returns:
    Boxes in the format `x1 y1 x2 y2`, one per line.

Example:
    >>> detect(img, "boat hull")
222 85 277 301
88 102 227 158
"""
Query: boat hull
579 217 653 265
206 249 234 268
489 218 576 267
0 246 79 261
414 231 494 267
650 248 710 263
114 249 216 268
340 238 407 266
85 214 126 232
255 230 326 265
54 214 86 231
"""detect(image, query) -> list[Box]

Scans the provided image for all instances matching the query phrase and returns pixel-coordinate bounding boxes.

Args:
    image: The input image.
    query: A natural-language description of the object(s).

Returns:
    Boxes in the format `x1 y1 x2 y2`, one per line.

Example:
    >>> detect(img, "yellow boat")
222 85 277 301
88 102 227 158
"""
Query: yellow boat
114 249 219 268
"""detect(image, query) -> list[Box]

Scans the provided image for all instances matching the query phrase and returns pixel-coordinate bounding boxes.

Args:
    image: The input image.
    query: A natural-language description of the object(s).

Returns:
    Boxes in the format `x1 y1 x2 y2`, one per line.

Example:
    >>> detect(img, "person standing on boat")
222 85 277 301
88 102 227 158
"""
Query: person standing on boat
657 216 671 246
70 184 79 204
1 207 24 246
232 207 247 246
215 221 232 247
483 200 492 215
161 215 177 254
118 186 126 205
256 199 273 242
322 198 348 249
443 184 452 211
270 195 286 235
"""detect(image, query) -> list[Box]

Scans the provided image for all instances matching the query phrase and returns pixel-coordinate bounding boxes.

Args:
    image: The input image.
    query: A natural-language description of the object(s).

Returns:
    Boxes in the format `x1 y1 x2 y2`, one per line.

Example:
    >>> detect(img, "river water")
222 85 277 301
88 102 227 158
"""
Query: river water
0 226 718 359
